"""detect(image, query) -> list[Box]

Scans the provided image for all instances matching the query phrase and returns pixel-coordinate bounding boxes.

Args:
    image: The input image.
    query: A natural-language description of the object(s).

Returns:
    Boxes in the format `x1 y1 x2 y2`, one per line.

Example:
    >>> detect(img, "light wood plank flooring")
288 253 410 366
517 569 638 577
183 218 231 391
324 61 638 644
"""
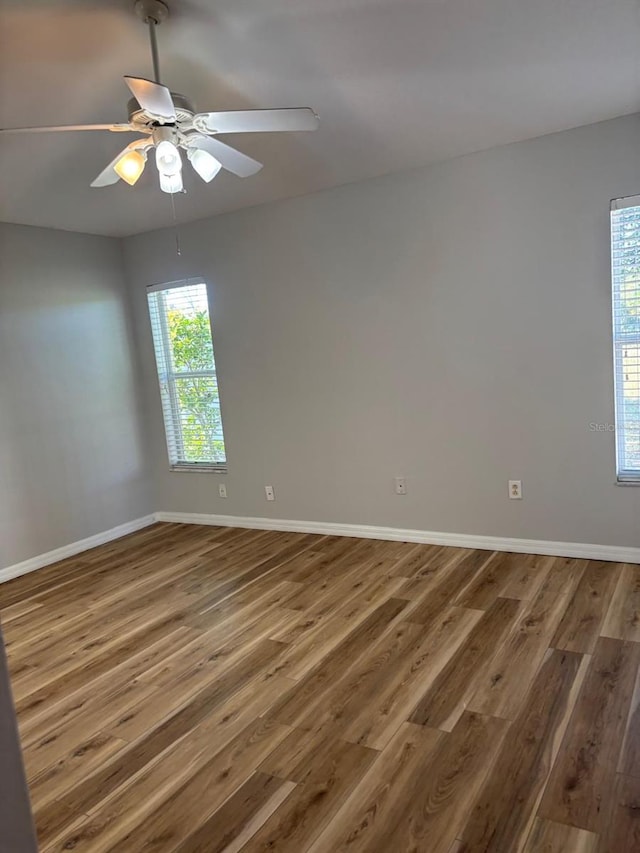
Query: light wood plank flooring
1 523 639 852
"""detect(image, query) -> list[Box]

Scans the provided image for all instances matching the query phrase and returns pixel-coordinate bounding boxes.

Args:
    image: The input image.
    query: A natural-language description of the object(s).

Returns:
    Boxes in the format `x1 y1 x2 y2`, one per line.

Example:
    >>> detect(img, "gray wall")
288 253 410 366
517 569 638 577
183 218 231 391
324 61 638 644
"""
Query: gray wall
0 224 152 569
123 114 640 548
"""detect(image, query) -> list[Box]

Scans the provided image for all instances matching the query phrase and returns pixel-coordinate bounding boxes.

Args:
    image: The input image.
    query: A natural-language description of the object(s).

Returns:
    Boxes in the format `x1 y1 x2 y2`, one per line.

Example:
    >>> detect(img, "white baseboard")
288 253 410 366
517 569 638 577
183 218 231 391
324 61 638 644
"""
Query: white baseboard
154 511 640 565
0 515 157 584
3 509 638 585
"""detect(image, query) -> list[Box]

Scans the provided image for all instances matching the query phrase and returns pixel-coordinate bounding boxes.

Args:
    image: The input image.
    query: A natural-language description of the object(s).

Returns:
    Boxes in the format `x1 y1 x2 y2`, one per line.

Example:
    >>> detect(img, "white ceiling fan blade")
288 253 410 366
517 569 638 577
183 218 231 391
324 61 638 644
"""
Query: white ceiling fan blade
188 136 263 178
194 108 320 134
90 138 151 188
0 123 135 134
124 76 175 121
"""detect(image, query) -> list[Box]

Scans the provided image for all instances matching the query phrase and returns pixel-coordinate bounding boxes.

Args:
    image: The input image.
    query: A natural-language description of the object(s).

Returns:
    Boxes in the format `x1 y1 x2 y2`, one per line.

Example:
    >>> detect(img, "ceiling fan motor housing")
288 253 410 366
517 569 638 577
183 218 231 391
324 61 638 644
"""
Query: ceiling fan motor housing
127 94 195 129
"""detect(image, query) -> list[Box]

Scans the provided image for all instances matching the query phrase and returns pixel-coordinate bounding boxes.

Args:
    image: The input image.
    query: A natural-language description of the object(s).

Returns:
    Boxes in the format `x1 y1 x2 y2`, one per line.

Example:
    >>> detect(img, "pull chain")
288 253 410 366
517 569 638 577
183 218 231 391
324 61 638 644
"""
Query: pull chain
170 191 181 256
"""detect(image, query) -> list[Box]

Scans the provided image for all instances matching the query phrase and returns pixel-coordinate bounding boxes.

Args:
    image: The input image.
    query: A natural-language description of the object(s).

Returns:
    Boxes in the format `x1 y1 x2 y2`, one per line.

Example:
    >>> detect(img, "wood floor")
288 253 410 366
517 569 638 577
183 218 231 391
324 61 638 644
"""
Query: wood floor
1 524 639 852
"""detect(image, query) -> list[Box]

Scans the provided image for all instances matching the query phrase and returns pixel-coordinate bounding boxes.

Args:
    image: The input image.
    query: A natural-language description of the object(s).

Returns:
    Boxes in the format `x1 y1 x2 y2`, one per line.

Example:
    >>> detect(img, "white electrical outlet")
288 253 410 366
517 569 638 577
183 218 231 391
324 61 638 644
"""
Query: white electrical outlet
218 483 227 499
265 485 275 501
394 477 407 495
509 480 523 500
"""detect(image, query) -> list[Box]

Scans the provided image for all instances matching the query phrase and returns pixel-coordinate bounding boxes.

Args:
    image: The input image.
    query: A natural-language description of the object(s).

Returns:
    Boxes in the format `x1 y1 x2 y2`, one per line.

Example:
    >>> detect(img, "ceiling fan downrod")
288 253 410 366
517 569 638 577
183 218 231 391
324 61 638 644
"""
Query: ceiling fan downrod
135 0 169 83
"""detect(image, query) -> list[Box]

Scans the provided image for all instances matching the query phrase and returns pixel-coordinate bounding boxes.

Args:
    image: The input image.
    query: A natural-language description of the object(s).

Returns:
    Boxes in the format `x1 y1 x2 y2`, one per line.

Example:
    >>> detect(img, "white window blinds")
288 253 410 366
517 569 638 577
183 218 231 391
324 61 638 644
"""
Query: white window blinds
147 280 226 469
611 196 640 482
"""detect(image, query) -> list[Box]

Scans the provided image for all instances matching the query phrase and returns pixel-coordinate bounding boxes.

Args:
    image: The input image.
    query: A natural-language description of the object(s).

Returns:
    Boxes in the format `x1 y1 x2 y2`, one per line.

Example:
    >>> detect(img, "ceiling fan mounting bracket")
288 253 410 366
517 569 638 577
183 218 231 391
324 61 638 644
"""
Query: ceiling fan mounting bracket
135 0 169 25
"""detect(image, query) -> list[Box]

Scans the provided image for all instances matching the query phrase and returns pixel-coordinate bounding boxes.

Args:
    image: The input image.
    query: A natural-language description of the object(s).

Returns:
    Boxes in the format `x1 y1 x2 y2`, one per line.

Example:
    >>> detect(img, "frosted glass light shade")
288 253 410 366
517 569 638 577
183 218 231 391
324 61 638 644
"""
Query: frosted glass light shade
159 171 184 194
114 150 146 186
187 148 222 183
155 141 182 176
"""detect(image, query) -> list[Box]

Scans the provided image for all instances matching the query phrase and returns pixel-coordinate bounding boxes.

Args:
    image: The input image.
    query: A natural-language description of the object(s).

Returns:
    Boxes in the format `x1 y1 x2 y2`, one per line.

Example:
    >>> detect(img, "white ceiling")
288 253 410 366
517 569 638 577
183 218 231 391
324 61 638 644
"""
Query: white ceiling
1 0 639 237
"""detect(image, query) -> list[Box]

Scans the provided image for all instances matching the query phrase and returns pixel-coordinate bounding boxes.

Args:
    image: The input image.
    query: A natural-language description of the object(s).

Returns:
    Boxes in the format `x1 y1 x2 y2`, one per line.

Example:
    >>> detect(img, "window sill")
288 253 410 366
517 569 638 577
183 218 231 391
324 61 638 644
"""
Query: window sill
169 465 228 474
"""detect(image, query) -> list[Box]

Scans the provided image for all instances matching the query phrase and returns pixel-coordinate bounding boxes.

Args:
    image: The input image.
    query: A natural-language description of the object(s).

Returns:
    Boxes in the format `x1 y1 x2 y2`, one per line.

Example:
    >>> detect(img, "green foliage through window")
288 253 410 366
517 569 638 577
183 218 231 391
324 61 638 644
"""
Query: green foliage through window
148 282 226 467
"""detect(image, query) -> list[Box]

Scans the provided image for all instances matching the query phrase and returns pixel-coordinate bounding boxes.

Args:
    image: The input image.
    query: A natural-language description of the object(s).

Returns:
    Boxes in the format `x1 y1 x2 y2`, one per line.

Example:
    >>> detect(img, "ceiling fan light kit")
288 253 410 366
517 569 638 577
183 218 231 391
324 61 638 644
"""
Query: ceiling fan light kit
0 0 319 195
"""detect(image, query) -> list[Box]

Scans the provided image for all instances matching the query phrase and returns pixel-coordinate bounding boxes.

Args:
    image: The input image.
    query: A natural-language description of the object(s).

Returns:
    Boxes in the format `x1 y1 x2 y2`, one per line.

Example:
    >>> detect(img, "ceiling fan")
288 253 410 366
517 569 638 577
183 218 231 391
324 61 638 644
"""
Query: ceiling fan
0 0 320 193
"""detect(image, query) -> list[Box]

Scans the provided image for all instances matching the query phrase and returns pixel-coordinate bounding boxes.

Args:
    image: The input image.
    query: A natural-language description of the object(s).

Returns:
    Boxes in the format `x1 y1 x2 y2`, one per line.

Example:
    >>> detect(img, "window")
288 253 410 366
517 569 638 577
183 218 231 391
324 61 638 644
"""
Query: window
147 280 226 470
611 196 640 482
